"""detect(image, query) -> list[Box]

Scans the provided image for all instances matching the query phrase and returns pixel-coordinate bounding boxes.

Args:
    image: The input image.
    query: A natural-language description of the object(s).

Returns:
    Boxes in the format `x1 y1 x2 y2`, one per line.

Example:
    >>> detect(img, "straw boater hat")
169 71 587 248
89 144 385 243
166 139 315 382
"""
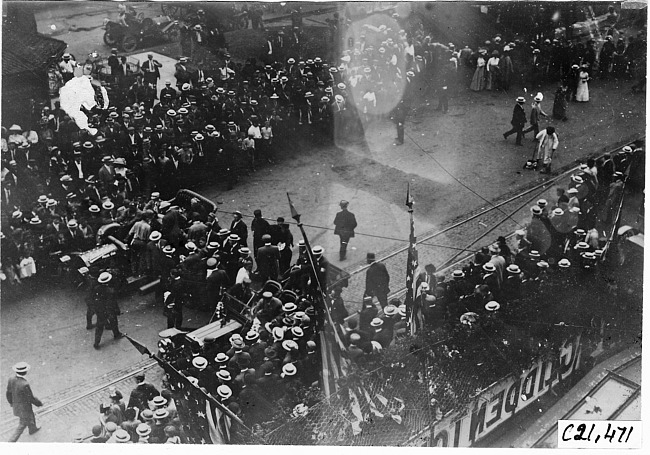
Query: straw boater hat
12 362 30 375
152 396 167 408
482 262 496 273
136 423 151 437
114 429 131 443
485 301 500 311
98 272 112 284
506 264 521 274
217 385 232 400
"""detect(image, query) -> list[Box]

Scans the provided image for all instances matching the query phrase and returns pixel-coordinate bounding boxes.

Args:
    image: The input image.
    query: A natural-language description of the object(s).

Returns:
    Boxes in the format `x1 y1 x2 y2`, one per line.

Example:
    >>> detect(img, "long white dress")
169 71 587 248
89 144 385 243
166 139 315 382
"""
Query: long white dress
576 71 589 102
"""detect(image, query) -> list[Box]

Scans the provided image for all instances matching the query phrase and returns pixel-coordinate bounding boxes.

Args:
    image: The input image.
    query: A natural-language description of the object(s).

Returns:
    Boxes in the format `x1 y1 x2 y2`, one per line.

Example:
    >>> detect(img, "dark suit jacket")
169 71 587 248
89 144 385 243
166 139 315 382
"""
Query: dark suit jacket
256 244 280 279
6 375 42 419
333 209 357 237
511 104 526 127
230 219 248 246
365 261 390 294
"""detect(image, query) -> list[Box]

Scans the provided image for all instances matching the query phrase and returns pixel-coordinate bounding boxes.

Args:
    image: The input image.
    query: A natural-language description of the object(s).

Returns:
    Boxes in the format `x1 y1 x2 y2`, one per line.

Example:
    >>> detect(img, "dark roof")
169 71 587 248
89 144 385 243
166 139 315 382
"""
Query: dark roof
2 29 67 77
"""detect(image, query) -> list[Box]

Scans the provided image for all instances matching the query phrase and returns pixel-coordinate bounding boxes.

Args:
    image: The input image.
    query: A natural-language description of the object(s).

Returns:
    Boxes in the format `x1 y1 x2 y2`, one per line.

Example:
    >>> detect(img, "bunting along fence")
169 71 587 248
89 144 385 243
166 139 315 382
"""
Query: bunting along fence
259 330 511 446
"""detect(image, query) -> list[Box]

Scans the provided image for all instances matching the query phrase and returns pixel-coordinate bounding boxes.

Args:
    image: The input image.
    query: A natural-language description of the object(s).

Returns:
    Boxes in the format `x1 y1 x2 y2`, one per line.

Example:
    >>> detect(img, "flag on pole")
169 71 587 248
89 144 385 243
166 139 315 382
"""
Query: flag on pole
406 182 414 209
155 357 247 444
287 192 300 221
206 400 231 444
404 183 421 335
124 334 152 357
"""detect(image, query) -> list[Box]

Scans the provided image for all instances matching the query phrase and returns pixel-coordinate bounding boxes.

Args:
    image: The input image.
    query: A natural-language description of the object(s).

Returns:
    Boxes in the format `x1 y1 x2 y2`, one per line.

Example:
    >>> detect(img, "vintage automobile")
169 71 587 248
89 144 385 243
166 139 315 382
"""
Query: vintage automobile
103 13 181 52
161 2 249 31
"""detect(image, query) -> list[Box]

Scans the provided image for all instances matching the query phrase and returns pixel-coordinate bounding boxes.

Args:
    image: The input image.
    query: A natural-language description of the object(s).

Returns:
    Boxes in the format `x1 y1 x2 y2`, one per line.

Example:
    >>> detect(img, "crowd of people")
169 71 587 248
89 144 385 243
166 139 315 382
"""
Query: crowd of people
84 374 181 443
398 144 639 334
1 3 645 443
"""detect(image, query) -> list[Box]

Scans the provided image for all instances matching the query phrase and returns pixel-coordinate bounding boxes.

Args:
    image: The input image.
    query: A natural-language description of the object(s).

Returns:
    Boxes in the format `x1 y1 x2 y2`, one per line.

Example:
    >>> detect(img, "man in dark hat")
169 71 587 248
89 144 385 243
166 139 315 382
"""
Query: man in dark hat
333 200 357 261
503 96 527 145
364 252 390 308
127 374 159 412
251 209 270 256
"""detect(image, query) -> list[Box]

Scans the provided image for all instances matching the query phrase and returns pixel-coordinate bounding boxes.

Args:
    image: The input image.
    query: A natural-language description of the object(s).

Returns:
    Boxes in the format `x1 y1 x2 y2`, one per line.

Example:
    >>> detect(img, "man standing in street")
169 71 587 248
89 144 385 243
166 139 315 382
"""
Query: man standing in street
365 252 390 308
230 211 248 247
6 362 43 442
141 53 162 91
127 374 159 413
333 200 357 261
93 272 124 349
256 234 280 282
392 99 407 146
251 209 270 256
503 96 527 146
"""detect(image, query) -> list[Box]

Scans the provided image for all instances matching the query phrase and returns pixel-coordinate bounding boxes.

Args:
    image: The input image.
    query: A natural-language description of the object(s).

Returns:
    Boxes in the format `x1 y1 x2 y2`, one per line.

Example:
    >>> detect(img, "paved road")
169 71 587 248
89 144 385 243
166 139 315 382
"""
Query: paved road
1 1 645 443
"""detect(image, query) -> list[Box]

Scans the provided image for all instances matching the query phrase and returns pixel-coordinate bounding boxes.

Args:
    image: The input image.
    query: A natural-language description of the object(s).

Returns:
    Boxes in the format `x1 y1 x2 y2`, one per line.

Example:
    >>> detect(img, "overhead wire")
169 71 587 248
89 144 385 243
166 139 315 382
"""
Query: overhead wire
404 129 527 230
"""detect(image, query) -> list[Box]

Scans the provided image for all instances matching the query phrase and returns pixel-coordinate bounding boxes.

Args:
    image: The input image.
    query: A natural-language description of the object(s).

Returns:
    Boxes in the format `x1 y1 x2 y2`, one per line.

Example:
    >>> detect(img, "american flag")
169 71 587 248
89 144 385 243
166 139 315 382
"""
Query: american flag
404 183 421 335
158 358 236 444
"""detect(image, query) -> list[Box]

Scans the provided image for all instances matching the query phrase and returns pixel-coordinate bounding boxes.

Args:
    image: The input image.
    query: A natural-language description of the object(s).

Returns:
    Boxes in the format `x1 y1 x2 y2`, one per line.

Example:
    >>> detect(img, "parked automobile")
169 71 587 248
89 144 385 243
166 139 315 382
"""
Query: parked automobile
103 12 181 52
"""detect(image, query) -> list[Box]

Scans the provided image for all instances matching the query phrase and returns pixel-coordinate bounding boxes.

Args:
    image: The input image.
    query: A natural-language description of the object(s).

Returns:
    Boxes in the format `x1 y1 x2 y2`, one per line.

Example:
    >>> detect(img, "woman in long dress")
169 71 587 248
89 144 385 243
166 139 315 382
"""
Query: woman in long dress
470 50 487 91
576 66 590 102
486 50 500 91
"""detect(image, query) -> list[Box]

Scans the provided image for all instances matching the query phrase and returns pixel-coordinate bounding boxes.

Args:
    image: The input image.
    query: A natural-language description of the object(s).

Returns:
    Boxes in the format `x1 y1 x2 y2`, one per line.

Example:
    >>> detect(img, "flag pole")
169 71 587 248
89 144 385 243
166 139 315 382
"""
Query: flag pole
405 183 419 336
287 192 347 397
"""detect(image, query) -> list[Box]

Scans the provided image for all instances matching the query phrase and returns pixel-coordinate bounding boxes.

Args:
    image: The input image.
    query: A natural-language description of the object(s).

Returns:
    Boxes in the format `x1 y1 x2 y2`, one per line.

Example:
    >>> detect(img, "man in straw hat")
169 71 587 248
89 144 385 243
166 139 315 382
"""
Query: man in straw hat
93 272 124 349
503 96 527 145
6 361 43 441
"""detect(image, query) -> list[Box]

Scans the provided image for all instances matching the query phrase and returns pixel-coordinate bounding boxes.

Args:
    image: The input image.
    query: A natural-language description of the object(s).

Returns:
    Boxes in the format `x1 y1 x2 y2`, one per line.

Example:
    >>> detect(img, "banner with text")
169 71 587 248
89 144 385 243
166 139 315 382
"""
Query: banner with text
429 334 583 447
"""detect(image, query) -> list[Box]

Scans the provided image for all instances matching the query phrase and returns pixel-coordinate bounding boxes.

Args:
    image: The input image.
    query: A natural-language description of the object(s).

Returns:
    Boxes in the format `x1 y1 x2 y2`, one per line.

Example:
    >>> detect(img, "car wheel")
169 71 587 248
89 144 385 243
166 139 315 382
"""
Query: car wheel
121 34 138 53
161 4 180 18
103 31 118 46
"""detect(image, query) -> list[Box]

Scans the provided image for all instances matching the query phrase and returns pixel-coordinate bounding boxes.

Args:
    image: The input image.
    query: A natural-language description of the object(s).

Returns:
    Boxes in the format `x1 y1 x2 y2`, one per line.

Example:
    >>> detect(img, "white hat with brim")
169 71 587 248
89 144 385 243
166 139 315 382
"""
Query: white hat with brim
217 385 232 399
98 272 112 284
12 362 30 374
136 424 151 437
192 356 208 369
114 429 131 443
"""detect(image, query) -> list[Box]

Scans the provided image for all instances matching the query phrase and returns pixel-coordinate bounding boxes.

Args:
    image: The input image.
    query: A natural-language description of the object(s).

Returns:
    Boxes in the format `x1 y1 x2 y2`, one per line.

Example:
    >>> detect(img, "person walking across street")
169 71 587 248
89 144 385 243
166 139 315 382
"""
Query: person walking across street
93 272 124 349
6 362 43 442
364 252 390 308
523 93 548 139
333 200 357 261
503 96 527 145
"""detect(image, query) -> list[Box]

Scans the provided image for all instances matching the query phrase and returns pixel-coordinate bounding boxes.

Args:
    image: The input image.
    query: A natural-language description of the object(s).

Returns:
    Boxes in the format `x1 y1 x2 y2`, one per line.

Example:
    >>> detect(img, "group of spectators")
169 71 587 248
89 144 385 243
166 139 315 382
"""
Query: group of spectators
398 144 639 333
158 283 326 429
0 6 431 289
464 31 645 94
84 374 181 444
